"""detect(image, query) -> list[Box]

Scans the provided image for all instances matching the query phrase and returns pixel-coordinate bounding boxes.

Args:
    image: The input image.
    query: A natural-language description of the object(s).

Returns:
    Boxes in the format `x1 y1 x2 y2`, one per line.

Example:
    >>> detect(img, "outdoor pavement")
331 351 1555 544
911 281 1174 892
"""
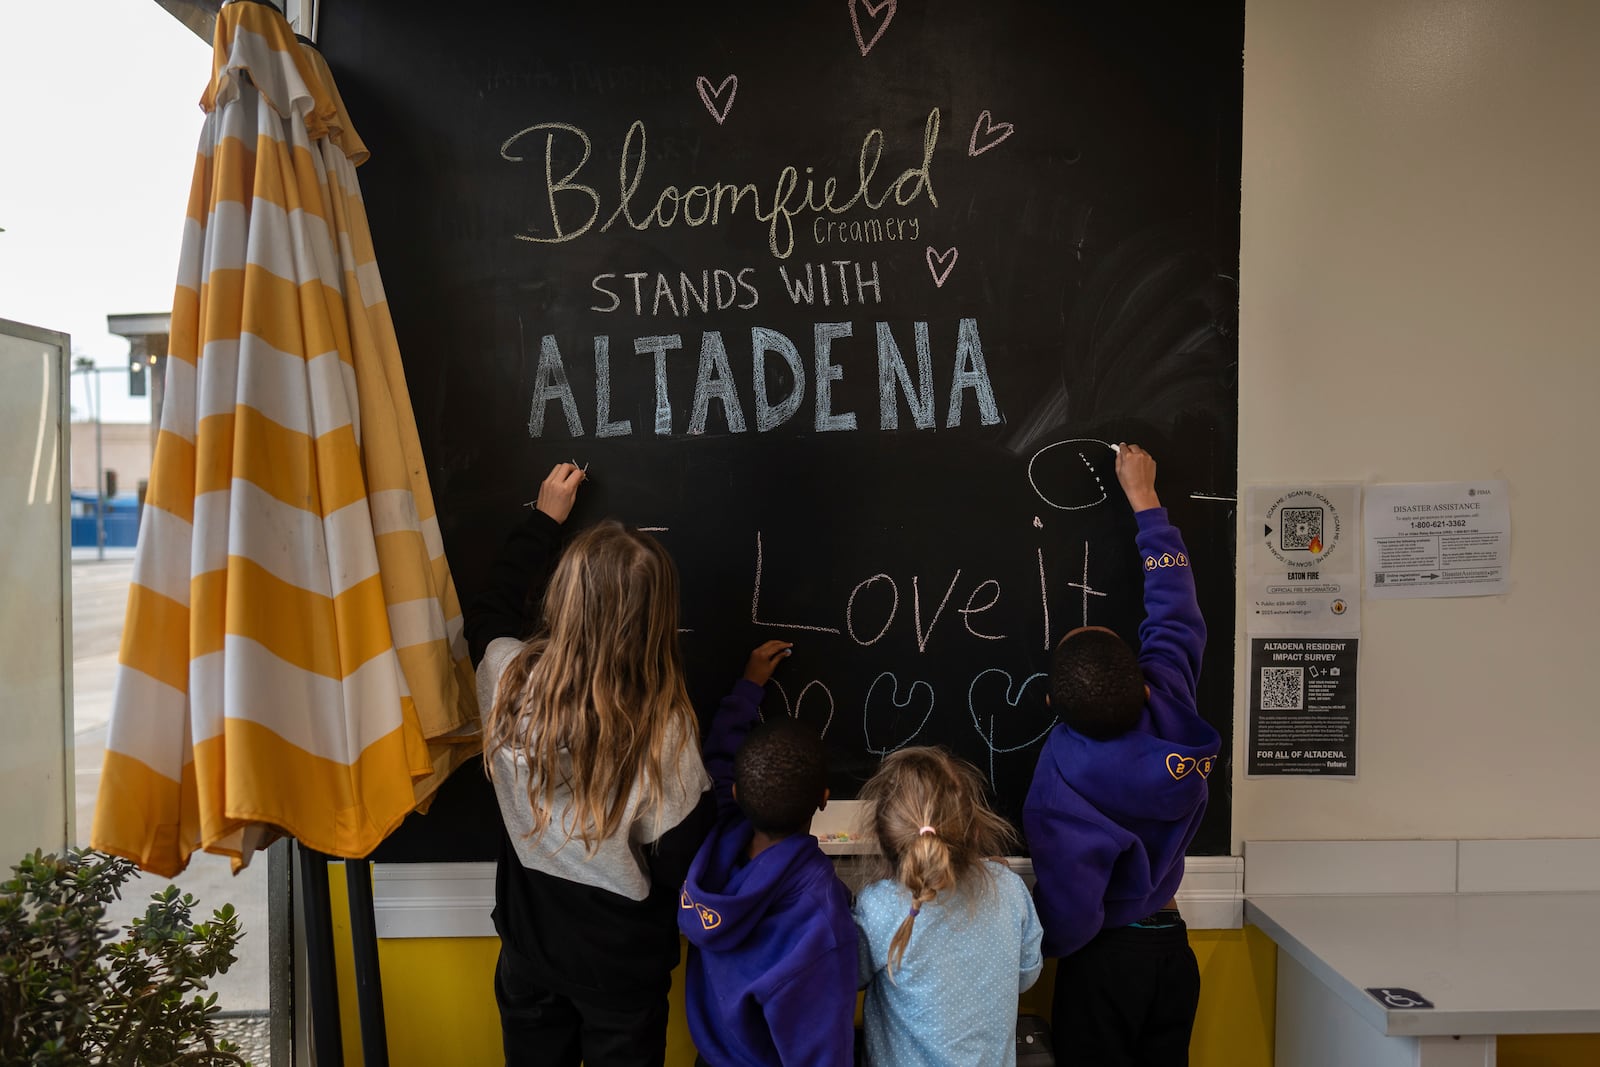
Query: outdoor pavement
68 551 270 1016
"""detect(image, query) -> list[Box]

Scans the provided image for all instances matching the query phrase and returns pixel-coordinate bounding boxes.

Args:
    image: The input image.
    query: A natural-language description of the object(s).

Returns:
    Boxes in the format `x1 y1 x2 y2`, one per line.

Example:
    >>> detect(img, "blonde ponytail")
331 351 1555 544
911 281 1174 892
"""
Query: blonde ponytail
857 748 1016 978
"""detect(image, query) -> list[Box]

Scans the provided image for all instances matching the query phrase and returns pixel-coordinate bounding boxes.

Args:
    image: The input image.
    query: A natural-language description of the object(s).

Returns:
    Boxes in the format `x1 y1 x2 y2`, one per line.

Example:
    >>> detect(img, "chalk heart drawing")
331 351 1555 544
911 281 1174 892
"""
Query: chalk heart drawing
770 677 836 738
925 246 959 288
696 74 738 125
967 669 1057 752
1166 753 1199 780
850 0 897 57
1027 438 1116 511
863 671 935 756
968 110 1015 156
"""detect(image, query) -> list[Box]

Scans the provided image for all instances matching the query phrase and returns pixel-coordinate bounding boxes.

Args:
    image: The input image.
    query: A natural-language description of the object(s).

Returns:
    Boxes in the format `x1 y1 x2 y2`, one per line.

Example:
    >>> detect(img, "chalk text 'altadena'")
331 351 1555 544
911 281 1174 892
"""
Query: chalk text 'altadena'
527 318 1000 438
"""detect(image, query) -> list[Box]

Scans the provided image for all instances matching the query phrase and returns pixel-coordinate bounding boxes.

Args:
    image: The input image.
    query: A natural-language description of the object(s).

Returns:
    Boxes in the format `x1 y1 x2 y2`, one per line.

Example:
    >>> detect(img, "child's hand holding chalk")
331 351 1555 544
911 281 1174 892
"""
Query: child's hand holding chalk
743 640 794 686
1114 443 1161 512
529 462 587 524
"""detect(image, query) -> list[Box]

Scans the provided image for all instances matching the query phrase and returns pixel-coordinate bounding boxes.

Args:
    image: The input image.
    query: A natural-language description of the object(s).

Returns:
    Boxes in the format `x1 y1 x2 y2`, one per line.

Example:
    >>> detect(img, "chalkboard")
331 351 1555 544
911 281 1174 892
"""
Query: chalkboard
326 0 1242 862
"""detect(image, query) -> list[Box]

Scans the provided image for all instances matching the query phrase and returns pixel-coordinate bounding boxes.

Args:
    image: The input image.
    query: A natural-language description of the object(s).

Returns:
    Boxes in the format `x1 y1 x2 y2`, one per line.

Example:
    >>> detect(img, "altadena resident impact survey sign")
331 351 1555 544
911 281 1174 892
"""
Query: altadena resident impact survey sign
1245 484 1361 778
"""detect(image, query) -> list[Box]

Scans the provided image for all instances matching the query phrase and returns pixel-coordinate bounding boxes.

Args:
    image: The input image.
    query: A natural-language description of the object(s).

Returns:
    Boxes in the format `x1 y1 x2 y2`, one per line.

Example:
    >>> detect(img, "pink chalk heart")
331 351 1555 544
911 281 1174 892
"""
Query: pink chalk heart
968 110 1015 156
850 0 897 56
925 246 959 288
696 74 737 125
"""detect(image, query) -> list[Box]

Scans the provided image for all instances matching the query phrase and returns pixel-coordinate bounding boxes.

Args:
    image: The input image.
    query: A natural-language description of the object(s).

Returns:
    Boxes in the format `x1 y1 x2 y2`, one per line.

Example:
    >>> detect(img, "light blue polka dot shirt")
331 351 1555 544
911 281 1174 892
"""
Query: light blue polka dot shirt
854 860 1044 1067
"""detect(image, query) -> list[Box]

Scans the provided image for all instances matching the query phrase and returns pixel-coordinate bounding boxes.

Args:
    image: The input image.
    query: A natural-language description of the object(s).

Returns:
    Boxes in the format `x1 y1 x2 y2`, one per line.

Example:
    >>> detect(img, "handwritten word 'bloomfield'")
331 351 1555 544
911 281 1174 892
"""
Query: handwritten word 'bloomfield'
500 109 942 259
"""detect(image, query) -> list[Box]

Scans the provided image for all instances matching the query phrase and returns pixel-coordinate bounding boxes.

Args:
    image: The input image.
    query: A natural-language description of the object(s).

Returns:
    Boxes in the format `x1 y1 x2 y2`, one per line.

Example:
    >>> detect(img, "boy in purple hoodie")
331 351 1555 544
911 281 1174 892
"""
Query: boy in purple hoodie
679 641 858 1067
1023 444 1221 1066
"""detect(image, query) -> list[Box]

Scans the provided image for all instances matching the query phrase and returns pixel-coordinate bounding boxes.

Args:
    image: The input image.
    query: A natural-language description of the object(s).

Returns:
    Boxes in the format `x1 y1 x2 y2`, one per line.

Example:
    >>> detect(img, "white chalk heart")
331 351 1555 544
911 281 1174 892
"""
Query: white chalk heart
862 672 935 756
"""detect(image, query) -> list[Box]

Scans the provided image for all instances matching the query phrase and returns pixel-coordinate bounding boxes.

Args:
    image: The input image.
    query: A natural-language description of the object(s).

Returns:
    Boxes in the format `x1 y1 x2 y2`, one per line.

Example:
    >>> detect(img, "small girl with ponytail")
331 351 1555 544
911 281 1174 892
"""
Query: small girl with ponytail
852 747 1043 1067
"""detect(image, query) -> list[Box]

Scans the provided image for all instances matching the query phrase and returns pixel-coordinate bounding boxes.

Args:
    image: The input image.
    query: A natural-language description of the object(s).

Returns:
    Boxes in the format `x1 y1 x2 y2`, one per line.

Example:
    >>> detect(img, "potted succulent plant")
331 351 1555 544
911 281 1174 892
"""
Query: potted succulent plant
0 848 248 1065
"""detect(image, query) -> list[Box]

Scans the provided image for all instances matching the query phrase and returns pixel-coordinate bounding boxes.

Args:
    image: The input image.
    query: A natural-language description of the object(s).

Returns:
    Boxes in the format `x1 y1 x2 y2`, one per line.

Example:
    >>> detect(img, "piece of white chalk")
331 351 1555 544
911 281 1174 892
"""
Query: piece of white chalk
1109 443 1121 453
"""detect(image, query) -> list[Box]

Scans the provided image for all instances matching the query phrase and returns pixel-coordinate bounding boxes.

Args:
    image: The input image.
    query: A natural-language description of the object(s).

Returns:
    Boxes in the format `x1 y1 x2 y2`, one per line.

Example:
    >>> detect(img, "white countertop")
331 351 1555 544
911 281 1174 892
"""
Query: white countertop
1246 892 1600 1036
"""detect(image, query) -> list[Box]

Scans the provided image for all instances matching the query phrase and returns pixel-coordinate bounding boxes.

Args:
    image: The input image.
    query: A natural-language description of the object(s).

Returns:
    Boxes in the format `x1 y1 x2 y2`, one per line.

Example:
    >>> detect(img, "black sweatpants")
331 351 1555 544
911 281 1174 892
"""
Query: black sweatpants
1051 916 1200 1067
495 944 670 1067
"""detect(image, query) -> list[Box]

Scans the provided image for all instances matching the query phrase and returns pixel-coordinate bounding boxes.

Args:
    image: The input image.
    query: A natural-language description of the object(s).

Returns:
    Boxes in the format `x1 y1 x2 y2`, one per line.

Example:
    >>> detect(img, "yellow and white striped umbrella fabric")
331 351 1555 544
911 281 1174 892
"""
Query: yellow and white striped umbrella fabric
93 0 478 876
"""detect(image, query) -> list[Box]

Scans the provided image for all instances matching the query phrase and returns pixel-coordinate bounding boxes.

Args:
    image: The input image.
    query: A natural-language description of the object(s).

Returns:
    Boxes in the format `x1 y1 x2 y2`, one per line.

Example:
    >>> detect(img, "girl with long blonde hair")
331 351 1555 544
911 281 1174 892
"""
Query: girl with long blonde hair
465 463 713 1067
853 747 1043 1067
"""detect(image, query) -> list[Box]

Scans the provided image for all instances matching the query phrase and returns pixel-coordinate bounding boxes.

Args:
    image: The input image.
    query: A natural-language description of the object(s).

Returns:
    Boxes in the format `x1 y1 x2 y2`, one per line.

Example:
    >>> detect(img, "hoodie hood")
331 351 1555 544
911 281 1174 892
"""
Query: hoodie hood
680 824 830 950
679 817 858 1066
1043 719 1216 825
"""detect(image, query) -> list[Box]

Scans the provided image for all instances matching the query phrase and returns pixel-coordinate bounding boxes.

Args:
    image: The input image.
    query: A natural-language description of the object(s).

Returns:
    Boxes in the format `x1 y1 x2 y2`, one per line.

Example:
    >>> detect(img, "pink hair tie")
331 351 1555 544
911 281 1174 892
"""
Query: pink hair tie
918 826 937 836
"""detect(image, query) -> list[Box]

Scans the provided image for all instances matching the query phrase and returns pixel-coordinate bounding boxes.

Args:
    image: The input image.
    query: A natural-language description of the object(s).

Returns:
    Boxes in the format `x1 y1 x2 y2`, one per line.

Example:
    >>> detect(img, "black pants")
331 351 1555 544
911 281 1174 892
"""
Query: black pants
495 945 670 1067
1051 917 1200 1067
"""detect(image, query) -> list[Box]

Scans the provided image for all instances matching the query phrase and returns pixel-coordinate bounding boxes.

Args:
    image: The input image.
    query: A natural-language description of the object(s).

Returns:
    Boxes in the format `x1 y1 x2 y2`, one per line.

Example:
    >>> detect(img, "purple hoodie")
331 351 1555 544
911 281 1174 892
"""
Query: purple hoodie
1023 508 1221 958
679 680 858 1067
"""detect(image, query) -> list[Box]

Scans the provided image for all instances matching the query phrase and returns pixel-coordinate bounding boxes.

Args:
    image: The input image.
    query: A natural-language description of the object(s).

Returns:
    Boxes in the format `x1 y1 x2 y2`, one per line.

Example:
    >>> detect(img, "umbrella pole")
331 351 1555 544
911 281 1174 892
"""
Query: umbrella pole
297 842 346 1065
345 859 391 1066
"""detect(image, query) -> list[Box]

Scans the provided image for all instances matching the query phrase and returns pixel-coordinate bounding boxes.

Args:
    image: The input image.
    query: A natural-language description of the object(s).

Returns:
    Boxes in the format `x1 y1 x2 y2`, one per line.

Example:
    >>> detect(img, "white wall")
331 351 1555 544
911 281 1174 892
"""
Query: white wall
1235 0 1600 845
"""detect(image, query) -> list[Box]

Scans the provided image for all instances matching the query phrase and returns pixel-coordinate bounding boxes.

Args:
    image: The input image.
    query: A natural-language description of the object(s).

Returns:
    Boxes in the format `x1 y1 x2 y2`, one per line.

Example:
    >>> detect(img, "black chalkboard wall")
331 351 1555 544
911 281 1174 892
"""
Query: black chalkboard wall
330 0 1241 861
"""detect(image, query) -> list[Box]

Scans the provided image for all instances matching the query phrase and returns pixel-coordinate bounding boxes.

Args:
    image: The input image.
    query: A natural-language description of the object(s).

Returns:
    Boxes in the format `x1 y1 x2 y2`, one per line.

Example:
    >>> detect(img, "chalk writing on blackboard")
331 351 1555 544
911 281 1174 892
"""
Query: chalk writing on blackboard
1028 439 1115 511
500 110 942 258
863 671 936 755
968 111 1015 157
694 74 737 125
849 0 898 57
969 668 1056 784
526 318 1000 438
770 676 838 738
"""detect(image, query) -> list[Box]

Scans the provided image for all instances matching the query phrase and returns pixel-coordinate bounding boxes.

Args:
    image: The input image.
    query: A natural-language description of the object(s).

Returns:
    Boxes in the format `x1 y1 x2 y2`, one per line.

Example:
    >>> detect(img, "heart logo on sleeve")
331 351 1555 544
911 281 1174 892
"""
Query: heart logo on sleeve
695 904 722 930
1166 753 1198 780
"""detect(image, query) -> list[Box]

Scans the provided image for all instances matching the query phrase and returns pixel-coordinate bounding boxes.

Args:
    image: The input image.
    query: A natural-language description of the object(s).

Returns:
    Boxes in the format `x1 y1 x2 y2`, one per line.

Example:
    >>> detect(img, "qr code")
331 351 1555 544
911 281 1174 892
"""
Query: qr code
1260 667 1304 711
1280 508 1325 551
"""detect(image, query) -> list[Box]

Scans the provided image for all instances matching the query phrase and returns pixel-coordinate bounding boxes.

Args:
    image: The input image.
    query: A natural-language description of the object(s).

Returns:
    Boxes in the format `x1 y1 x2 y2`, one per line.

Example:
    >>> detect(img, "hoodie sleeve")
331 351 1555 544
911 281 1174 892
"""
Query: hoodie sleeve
464 509 563 667
765 942 859 1067
703 679 766 817
1023 793 1122 957
1133 508 1206 715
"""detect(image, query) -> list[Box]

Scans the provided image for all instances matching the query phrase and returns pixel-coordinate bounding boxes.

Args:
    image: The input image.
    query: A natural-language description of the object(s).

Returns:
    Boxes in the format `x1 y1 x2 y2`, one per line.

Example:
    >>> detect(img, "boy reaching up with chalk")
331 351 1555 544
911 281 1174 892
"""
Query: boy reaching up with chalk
1024 443 1221 1066
679 641 858 1067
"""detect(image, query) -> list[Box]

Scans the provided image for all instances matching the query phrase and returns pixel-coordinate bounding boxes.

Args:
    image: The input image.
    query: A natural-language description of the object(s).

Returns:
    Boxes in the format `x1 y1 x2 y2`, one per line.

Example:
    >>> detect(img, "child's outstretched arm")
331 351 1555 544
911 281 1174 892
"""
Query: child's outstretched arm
1117 445 1206 704
702 641 793 813
464 462 585 666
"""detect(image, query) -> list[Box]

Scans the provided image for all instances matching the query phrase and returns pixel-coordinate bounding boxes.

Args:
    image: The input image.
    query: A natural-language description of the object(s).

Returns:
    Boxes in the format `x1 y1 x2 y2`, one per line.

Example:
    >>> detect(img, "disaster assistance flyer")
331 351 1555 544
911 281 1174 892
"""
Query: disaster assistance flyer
1245 484 1362 777
1365 481 1510 599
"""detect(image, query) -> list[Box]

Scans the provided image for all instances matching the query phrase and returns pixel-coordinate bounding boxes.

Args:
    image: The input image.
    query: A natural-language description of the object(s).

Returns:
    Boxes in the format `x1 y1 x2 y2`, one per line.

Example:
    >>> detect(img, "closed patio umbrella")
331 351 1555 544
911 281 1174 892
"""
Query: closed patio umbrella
93 0 477 876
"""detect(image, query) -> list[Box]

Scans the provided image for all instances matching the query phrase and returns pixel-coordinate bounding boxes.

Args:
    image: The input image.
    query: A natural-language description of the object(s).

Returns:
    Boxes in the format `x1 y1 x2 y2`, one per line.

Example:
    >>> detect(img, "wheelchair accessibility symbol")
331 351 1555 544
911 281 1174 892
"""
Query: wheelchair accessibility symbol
1365 987 1434 1010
